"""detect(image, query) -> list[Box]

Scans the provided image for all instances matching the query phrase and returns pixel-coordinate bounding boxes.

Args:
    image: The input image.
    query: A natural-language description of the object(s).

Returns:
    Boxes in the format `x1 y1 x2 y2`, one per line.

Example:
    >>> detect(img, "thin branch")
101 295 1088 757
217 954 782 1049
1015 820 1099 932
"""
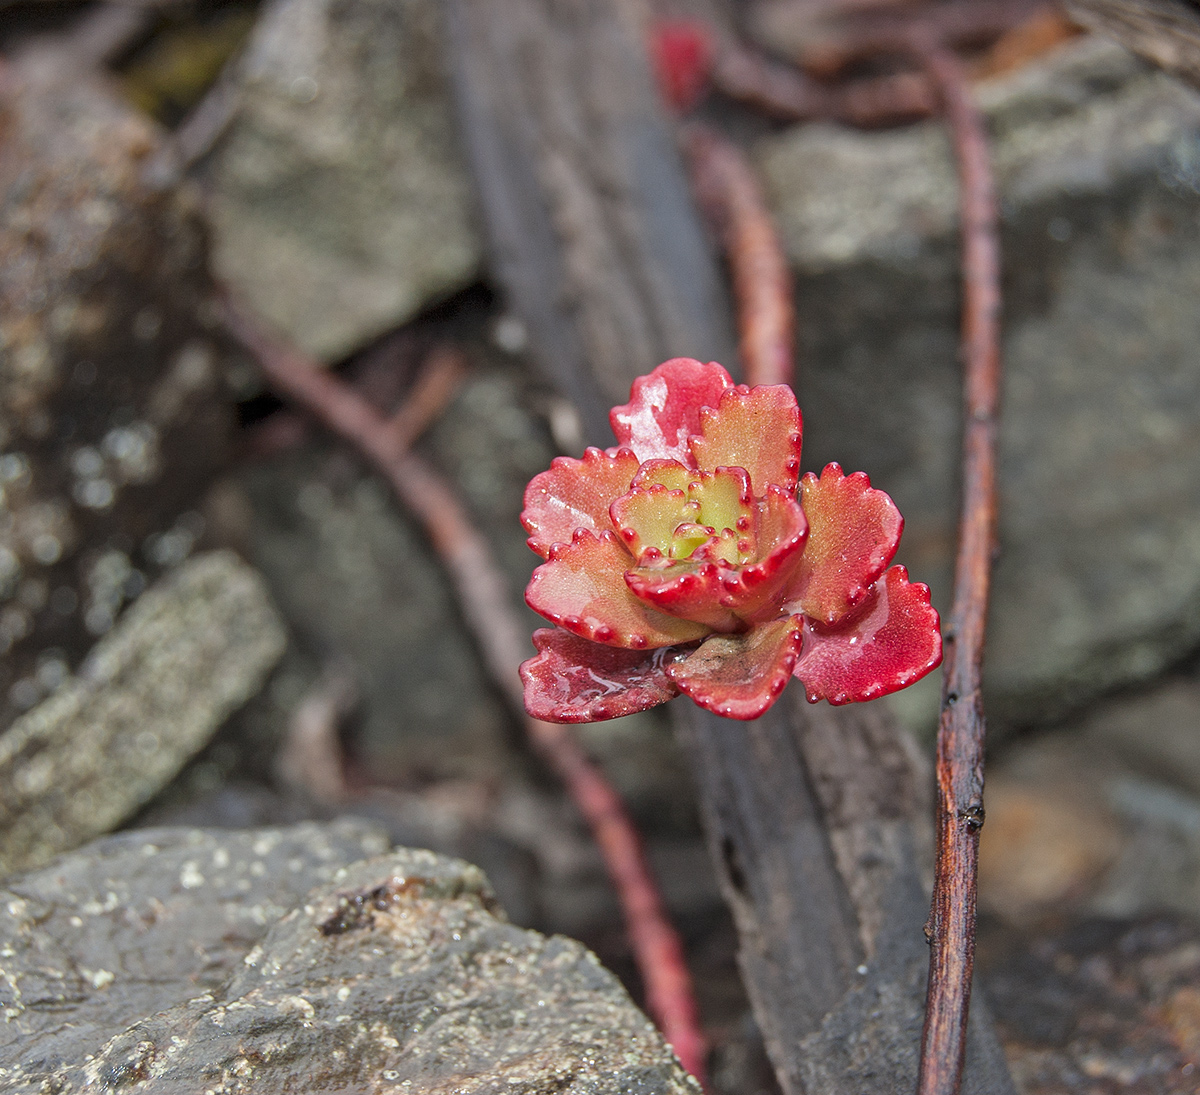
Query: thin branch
682 123 795 388
221 301 709 1087
714 43 937 127
382 344 468 455
911 37 1003 1095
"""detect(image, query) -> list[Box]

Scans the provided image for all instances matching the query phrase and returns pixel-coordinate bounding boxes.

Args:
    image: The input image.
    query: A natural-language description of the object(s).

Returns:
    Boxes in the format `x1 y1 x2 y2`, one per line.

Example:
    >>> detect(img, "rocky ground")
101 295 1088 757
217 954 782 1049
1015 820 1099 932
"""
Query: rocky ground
2 1 1200 1092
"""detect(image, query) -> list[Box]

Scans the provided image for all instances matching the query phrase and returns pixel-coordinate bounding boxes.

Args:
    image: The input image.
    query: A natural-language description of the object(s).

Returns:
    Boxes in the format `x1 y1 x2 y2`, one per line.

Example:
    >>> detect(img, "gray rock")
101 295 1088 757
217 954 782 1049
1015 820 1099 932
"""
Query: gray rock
208 0 482 362
0 819 392 1086
980 663 1200 924
981 913 1200 1095
758 36 1200 728
0 52 237 733
1082 673 1200 797
0 823 698 1094
0 551 286 877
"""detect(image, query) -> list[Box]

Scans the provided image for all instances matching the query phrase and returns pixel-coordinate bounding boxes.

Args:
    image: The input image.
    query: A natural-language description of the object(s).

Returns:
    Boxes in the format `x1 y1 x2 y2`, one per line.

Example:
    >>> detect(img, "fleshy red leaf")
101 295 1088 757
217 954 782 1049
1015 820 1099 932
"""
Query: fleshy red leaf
521 628 682 723
631 458 694 492
785 463 903 626
793 566 942 705
610 358 733 464
666 615 804 720
689 384 802 496
522 446 640 558
625 559 742 632
626 484 808 628
525 529 709 649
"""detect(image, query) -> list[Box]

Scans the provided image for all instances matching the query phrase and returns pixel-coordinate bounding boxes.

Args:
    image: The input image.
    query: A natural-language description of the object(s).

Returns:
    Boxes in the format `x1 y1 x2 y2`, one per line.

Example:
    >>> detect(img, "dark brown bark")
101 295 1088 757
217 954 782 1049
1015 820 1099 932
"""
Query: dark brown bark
443 2 1015 1092
442 0 736 429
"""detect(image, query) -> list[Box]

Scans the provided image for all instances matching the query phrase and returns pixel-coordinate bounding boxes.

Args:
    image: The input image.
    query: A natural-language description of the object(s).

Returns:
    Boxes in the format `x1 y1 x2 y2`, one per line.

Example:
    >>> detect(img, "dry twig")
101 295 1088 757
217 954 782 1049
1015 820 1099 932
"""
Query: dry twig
909 36 1002 1095
714 43 937 127
683 123 795 388
222 302 709 1087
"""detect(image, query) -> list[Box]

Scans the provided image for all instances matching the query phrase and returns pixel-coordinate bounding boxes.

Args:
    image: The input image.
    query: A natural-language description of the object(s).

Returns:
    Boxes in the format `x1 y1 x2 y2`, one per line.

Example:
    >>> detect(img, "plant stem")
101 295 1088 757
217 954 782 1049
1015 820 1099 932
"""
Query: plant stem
682 122 795 388
223 301 709 1087
911 36 1002 1095
714 43 937 127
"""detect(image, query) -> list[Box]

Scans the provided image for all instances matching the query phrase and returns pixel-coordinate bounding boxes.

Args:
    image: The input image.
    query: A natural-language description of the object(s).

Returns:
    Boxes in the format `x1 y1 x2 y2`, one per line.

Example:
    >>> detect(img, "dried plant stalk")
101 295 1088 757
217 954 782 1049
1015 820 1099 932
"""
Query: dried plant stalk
910 38 1003 1095
683 123 795 388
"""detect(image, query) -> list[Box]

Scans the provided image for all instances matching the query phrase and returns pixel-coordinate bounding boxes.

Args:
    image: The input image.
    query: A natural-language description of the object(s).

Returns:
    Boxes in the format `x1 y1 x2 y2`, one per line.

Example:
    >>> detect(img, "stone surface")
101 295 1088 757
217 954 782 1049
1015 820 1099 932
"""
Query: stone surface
208 0 482 362
0 822 699 1094
1081 674 1200 796
758 36 1200 729
0 551 286 877
0 51 237 733
980 915 1200 1094
0 819 392 1086
979 660 1200 924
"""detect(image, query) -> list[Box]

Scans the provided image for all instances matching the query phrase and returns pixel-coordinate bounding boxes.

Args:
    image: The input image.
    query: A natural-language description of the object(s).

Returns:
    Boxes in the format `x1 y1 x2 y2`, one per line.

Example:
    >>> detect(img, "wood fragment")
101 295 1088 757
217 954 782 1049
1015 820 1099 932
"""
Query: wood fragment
442 3 1016 1092
442 0 737 428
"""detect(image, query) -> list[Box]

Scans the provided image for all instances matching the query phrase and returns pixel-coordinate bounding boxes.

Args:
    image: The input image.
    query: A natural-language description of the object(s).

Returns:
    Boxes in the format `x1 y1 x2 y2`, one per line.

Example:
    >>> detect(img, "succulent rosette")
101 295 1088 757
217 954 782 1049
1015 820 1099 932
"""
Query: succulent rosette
519 358 941 723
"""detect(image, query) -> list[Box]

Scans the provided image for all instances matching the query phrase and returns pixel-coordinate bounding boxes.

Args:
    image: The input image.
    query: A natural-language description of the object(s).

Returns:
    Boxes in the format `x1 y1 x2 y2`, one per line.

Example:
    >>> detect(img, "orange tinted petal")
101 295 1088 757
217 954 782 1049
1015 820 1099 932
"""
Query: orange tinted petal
522 447 640 559
689 384 802 496
666 615 804 719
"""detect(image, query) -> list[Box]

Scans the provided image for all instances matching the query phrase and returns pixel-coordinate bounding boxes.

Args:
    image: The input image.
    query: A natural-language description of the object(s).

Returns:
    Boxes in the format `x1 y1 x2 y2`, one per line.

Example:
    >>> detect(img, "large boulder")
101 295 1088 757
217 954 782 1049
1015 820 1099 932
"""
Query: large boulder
208 0 482 361
759 37 1200 728
0 822 699 1094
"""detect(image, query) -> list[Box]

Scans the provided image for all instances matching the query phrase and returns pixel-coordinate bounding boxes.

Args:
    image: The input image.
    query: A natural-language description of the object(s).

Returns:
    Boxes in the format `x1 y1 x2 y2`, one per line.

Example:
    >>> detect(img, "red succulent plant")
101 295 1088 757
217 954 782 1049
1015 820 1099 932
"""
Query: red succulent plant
519 358 941 722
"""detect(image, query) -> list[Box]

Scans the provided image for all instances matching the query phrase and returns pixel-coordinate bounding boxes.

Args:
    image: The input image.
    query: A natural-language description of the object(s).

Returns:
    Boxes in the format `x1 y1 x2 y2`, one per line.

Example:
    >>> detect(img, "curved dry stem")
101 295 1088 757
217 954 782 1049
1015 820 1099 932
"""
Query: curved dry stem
223 300 710 1087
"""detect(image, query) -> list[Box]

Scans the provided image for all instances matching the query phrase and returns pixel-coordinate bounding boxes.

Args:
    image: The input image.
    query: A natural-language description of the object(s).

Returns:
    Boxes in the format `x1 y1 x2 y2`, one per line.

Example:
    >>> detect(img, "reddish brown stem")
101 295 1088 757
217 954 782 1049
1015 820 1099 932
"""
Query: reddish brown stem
911 37 1002 1095
714 44 937 127
222 301 709 1087
682 122 795 388
383 344 468 454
